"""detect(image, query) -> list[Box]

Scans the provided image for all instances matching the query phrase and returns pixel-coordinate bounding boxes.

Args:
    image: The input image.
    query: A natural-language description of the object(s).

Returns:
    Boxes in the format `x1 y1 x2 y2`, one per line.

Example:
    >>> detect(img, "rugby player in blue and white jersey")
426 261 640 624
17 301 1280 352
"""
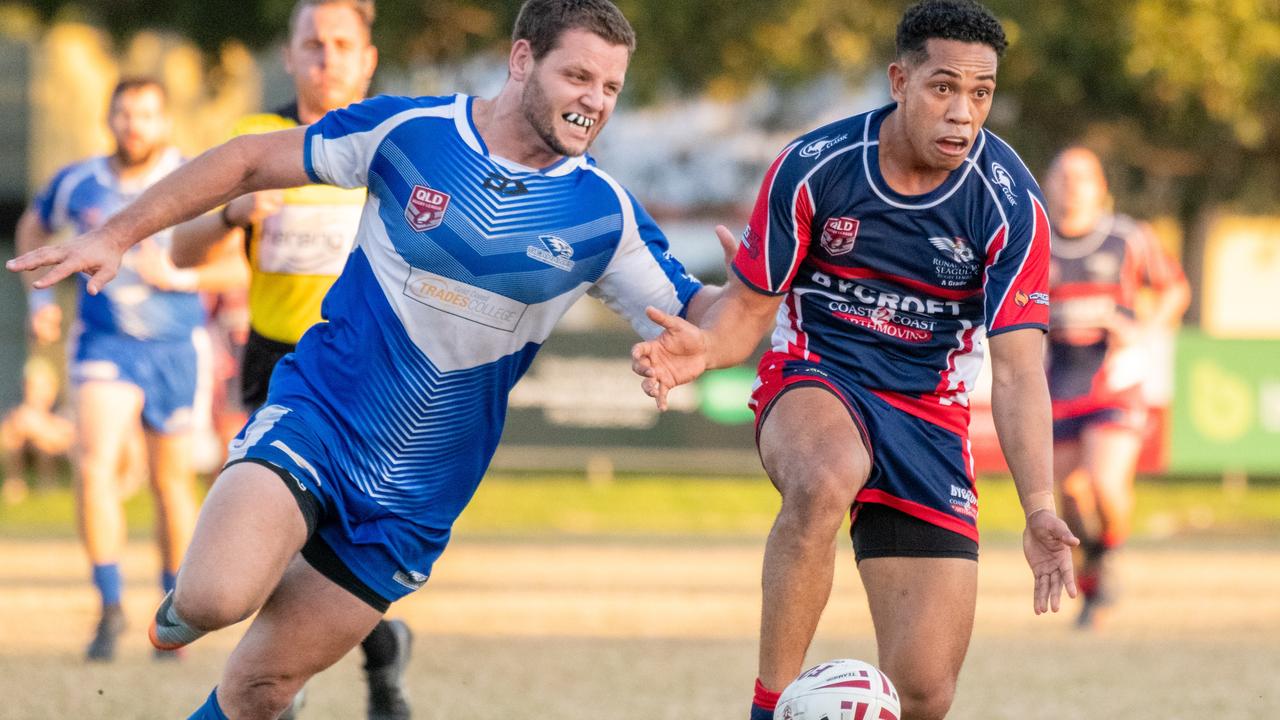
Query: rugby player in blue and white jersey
14 78 247 663
632 2 1079 718
10 2 725 717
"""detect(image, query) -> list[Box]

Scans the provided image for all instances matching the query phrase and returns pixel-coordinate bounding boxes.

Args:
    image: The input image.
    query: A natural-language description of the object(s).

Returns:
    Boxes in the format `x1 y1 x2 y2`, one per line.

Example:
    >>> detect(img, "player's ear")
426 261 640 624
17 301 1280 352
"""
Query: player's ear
887 61 909 103
509 39 535 81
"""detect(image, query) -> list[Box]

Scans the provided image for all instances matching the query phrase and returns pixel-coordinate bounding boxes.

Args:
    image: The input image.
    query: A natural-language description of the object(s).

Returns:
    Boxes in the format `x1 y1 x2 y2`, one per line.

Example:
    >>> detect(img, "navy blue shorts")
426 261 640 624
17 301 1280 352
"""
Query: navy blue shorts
750 352 980 544
72 330 200 434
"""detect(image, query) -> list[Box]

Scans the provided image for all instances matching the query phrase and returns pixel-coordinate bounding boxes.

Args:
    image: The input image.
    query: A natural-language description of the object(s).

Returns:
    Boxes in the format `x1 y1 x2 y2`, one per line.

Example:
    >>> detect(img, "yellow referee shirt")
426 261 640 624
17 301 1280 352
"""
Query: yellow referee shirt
232 108 365 344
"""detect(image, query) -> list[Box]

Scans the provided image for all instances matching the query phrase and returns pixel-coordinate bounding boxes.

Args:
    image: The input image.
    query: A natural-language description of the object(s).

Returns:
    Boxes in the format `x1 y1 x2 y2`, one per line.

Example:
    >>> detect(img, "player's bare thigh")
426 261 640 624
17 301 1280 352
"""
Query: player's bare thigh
758 385 871 504
218 556 384 720
172 461 310 630
860 555 977 718
75 381 144 469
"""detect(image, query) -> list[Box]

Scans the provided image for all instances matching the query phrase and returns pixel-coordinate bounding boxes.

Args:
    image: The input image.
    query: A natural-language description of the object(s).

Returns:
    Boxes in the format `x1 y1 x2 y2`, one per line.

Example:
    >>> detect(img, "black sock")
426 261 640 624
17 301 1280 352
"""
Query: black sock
361 619 399 670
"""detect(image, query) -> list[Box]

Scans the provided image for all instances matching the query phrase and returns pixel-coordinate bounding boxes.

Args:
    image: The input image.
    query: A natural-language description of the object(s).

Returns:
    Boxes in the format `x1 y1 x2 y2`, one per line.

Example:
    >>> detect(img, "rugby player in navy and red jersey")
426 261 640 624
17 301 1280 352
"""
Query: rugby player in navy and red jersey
633 2 1079 718
1043 147 1189 630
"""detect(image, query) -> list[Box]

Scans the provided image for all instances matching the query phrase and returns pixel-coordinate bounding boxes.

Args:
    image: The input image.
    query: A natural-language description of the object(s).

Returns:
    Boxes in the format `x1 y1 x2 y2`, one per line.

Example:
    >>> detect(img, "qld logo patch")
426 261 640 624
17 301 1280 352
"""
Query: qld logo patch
820 217 860 256
405 185 450 232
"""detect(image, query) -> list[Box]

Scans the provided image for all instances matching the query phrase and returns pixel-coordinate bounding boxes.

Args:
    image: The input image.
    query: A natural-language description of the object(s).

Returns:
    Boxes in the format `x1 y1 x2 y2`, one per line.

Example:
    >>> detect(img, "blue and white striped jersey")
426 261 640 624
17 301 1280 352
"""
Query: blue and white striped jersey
34 148 204 341
273 93 702 524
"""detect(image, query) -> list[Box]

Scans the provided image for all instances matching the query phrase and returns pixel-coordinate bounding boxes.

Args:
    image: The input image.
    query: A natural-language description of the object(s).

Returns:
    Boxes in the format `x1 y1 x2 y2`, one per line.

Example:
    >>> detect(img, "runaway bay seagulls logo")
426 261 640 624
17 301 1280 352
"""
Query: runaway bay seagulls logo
405 184 451 232
526 234 576 271
799 134 849 159
820 217 860 256
991 162 1018 205
929 236 979 287
929 236 976 264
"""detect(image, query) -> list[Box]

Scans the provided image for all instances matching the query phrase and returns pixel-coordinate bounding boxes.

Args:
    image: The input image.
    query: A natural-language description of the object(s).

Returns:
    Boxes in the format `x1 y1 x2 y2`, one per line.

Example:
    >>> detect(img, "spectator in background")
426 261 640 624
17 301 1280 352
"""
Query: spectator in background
1 356 74 503
1043 146 1191 629
12 77 246 661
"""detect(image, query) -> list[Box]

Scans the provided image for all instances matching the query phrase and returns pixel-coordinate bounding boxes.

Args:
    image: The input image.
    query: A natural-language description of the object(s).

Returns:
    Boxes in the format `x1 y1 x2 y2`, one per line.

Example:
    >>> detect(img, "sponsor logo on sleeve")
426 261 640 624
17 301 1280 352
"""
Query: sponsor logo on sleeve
798 134 849 159
820 217 860 256
1013 289 1050 308
741 226 762 259
405 184 450 232
526 234 576 271
991 162 1018 205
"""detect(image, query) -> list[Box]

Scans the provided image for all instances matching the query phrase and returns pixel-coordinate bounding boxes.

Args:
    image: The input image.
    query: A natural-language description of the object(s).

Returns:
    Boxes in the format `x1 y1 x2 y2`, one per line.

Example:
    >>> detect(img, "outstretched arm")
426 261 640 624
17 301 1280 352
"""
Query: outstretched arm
988 327 1080 614
7 127 309 293
632 227 782 410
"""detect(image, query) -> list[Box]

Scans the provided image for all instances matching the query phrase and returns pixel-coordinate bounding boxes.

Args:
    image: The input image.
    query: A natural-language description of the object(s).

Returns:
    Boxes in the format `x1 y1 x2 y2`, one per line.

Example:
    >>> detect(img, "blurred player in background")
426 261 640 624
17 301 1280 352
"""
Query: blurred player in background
8 1 725 717
632 2 1079 718
13 78 247 661
170 1 413 717
1043 147 1190 629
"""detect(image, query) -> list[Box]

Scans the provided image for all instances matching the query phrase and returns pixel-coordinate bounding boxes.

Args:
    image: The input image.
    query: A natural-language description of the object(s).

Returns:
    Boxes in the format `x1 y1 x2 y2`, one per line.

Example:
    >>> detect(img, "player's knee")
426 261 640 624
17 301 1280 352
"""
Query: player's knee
895 676 956 720
172 584 253 632
776 470 857 542
221 671 307 720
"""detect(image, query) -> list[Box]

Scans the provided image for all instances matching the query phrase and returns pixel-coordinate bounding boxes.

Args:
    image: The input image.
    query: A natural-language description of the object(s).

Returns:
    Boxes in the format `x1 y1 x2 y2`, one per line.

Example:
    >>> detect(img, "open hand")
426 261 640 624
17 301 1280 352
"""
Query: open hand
631 306 709 411
7 229 127 295
1023 510 1080 615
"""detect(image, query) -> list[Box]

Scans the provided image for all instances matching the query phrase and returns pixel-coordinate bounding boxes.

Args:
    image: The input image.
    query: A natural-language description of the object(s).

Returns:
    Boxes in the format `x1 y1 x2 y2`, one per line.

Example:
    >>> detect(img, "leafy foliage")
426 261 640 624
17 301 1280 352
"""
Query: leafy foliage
12 0 1280 216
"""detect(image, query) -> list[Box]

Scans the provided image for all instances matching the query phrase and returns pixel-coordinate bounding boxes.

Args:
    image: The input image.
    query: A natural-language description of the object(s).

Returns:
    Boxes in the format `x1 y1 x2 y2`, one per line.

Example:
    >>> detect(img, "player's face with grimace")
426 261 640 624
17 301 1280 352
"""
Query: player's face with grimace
520 28 629 157
889 38 998 172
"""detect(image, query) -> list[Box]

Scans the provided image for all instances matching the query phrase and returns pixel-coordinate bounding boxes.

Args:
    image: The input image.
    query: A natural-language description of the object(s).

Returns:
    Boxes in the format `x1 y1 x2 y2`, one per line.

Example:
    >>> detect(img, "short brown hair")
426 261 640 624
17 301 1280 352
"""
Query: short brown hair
110 77 167 110
512 0 636 60
288 0 376 41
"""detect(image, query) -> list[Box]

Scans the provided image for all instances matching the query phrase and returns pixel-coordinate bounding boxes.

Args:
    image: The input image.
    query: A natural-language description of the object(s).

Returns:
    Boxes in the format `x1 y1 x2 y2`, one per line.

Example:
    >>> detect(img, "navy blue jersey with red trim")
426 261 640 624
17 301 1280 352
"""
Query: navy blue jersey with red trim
733 104 1050 411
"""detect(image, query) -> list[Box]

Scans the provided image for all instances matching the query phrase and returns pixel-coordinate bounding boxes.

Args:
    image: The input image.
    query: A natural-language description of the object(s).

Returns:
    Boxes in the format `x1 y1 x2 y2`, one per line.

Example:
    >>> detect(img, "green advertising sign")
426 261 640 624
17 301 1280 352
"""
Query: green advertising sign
1170 330 1280 474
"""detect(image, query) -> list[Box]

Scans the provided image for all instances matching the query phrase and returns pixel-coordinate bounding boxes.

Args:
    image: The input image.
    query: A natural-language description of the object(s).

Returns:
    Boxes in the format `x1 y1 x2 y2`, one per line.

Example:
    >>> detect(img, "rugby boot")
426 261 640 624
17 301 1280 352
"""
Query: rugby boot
86 603 126 662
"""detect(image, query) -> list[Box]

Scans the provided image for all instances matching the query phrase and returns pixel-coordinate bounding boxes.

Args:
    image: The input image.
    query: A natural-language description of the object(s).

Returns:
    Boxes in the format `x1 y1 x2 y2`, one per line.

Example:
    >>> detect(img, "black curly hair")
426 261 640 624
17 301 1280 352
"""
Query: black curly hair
896 0 1007 64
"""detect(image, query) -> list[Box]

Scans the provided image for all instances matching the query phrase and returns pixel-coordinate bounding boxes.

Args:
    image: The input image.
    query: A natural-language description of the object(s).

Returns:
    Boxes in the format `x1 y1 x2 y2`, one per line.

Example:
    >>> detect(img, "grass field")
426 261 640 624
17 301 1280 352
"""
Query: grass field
2 475 1279 718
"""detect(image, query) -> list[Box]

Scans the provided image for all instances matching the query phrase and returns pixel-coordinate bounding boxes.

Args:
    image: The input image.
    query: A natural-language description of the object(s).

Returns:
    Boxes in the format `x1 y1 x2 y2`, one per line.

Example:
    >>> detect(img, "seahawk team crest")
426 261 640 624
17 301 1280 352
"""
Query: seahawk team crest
405 184 450 231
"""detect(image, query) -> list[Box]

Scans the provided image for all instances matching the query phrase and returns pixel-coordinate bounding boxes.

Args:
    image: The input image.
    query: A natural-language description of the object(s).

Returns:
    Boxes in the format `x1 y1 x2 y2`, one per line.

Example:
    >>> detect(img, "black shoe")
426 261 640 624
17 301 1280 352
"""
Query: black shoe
86 604 126 662
366 619 413 720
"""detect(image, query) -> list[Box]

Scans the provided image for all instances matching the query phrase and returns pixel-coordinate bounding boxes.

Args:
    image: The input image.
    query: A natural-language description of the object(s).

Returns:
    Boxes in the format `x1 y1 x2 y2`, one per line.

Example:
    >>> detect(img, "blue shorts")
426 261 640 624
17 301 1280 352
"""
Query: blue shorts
751 352 980 543
225 402 451 610
71 331 200 434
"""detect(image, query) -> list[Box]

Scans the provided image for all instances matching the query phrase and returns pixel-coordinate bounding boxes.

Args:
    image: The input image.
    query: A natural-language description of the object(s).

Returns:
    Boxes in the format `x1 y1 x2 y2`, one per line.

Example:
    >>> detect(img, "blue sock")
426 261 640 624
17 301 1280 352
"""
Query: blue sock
188 688 229 720
92 563 122 608
162 570 178 594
